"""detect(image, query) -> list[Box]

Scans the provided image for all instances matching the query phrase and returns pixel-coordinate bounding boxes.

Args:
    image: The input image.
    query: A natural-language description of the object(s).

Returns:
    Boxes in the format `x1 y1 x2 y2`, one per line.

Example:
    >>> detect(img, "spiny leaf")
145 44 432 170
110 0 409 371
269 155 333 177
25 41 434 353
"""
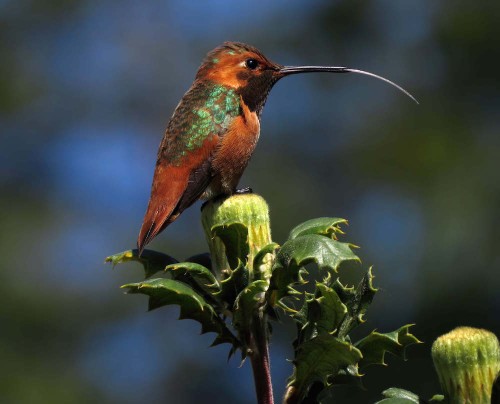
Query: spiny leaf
287 334 362 401
253 242 279 281
216 260 249 309
291 283 363 400
355 325 421 369
376 387 421 403
335 267 378 338
331 278 355 302
105 249 177 278
308 364 363 403
165 262 220 300
121 278 238 347
211 222 249 269
306 283 347 334
233 280 268 335
185 252 212 271
294 283 348 349
269 234 360 303
328 363 363 387
288 217 348 240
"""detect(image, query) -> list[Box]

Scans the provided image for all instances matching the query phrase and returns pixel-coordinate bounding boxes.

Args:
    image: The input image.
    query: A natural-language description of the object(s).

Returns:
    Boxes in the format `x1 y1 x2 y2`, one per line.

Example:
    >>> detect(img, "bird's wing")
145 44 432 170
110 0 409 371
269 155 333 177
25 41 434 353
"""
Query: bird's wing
137 82 241 253
137 136 219 252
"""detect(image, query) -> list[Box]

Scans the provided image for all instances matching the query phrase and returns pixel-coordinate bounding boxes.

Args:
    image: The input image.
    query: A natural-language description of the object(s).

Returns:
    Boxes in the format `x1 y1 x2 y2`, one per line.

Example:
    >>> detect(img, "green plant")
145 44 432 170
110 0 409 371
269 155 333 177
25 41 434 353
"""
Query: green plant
106 194 419 403
377 327 500 404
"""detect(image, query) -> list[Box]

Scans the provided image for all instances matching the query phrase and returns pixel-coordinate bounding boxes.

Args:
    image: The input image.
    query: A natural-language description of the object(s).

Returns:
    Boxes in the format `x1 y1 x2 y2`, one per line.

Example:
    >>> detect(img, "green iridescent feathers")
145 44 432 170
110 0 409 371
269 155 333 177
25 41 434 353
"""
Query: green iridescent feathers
160 82 240 165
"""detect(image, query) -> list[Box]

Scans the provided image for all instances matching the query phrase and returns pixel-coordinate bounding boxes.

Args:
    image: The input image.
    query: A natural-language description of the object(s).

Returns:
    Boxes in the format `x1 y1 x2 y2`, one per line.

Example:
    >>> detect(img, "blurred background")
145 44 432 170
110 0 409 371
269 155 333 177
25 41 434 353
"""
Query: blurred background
1 1 499 403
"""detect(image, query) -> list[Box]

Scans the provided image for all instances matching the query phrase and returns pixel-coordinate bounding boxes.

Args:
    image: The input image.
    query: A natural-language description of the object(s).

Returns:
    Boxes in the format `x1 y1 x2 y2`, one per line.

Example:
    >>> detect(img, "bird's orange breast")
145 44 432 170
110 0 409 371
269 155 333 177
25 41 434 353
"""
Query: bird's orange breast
211 98 260 193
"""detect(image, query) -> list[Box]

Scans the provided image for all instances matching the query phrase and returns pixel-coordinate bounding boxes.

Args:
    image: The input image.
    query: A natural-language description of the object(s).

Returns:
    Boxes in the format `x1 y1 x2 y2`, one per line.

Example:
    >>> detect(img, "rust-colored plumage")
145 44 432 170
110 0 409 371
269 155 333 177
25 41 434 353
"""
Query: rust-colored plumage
137 42 417 253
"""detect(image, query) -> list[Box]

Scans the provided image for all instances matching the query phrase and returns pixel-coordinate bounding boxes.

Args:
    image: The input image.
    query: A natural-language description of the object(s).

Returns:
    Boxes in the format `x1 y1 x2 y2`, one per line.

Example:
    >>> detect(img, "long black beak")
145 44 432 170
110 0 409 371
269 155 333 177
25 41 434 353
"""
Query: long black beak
279 66 418 104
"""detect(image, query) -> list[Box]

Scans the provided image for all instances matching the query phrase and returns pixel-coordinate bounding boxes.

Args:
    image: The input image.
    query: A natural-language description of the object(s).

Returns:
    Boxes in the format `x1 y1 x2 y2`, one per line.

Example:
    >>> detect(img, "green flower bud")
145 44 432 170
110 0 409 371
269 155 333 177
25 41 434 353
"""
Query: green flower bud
432 326 500 404
201 194 272 280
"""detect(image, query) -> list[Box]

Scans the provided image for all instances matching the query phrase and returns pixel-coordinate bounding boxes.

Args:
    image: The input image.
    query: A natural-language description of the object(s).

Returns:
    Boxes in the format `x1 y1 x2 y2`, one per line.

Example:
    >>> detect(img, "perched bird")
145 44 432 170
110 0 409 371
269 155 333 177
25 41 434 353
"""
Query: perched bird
137 41 416 253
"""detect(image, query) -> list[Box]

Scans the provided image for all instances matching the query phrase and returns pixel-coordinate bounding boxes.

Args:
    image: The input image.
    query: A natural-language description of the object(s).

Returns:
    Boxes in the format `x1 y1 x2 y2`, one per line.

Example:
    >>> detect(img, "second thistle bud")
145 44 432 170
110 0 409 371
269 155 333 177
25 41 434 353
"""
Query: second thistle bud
432 326 500 404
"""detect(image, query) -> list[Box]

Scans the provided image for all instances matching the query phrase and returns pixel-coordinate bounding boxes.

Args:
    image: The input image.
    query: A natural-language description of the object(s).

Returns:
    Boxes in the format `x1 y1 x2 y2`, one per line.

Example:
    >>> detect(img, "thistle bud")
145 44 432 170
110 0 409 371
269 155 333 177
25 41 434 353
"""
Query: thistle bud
432 326 500 404
201 194 272 280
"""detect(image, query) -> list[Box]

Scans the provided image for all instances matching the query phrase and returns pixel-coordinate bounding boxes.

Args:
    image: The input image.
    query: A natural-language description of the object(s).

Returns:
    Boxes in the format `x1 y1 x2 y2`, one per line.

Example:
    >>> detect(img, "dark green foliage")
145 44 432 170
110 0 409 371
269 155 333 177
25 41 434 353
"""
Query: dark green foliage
233 280 268 336
279 237 417 401
184 252 213 271
269 235 360 303
334 268 377 339
356 325 421 369
252 242 279 280
211 222 250 269
108 212 419 402
375 388 445 403
217 260 249 310
165 262 220 296
105 249 177 278
294 283 347 340
121 278 238 347
290 335 363 397
376 388 421 403
288 217 348 240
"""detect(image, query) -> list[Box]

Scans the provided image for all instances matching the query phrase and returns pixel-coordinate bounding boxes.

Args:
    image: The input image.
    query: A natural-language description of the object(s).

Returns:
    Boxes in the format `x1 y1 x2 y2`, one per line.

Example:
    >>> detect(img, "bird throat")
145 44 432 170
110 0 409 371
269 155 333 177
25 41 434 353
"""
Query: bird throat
236 70 280 116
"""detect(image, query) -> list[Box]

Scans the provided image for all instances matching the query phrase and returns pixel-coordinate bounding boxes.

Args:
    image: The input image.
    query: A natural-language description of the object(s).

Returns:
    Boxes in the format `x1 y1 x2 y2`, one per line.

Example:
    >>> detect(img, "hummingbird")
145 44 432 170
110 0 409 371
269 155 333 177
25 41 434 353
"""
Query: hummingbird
137 41 417 254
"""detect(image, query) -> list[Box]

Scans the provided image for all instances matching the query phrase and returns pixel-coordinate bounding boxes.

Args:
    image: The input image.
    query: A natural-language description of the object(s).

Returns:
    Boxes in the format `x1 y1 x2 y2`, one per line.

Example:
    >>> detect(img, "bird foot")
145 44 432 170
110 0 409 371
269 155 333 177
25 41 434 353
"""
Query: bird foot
235 187 253 194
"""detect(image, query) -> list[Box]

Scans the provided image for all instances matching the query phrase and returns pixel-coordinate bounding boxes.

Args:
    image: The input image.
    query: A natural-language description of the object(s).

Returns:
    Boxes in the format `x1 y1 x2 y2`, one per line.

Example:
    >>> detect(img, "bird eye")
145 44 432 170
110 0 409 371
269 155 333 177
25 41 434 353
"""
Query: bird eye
245 58 259 70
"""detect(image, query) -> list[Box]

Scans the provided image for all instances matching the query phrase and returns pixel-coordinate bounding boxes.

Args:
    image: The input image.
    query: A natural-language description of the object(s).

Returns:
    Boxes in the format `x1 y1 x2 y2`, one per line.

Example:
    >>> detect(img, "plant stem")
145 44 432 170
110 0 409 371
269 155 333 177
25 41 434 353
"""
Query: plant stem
200 194 275 403
248 313 274 404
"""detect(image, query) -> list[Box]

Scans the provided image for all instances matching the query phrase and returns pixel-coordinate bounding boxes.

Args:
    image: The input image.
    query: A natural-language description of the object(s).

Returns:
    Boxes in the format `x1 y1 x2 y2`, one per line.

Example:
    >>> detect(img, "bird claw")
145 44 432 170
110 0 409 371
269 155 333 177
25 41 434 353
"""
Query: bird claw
235 187 253 194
